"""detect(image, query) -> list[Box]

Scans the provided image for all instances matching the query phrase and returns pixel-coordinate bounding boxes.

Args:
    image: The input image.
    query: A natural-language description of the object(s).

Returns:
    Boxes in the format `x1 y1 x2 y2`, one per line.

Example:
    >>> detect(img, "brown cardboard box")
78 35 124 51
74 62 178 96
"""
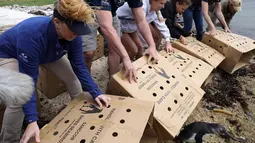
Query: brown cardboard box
35 93 154 143
202 30 255 73
92 33 104 61
172 37 225 68
109 55 205 140
159 49 214 87
36 66 67 99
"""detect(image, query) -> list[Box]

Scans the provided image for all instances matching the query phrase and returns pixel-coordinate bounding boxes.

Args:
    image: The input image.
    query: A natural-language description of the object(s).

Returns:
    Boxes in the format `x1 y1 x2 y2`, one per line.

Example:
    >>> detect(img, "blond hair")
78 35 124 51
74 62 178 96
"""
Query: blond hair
55 0 95 23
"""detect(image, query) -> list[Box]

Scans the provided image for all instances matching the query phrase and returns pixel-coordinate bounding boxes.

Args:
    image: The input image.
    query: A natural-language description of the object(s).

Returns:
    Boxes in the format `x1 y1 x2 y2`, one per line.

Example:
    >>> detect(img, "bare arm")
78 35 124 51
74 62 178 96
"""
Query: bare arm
131 7 158 62
95 10 129 59
202 1 216 32
132 7 156 48
95 10 136 83
215 2 230 31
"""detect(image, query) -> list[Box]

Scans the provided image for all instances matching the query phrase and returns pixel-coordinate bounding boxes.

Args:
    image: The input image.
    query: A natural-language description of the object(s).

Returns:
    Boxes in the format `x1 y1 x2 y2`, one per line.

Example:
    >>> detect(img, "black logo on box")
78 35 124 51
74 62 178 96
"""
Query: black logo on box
79 105 102 114
153 67 170 79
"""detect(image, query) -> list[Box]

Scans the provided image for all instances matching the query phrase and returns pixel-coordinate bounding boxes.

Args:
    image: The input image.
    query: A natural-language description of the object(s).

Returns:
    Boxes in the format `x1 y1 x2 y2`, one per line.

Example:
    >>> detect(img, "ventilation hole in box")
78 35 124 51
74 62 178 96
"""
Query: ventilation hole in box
193 71 195 73
169 53 172 56
112 132 118 137
153 93 157 97
165 56 168 58
126 109 131 112
160 86 164 90
184 61 186 63
198 50 200 52
208 56 210 58
80 139 86 143
155 62 159 64
209 40 211 42
196 67 199 70
253 41 255 44
174 100 178 104
136 77 138 80
180 64 183 66
64 120 69 124
185 87 189 90
172 75 175 78
236 44 239 47
98 114 104 118
120 119 125 124
180 93 184 97
177 67 179 69
166 80 170 84
142 71 146 74
167 107 171 111
53 131 58 136
199 64 202 66
148 66 152 69
189 75 192 77
187 58 190 60
107 105 111 108
84 101 87 104
90 126 95 130
220 46 222 49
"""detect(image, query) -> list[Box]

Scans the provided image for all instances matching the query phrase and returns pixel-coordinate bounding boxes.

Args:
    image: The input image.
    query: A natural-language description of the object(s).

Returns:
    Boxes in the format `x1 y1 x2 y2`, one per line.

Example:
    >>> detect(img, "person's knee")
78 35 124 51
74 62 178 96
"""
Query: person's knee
83 51 95 61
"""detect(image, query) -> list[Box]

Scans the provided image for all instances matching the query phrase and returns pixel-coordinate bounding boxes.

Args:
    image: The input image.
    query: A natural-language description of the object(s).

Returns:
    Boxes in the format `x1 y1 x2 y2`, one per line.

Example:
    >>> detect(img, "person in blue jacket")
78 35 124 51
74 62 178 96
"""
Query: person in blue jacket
0 0 110 143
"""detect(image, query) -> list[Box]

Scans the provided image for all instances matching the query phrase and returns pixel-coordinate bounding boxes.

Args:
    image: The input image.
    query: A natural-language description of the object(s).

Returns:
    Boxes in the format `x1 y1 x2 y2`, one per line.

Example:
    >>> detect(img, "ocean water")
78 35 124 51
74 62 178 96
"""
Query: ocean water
228 0 255 39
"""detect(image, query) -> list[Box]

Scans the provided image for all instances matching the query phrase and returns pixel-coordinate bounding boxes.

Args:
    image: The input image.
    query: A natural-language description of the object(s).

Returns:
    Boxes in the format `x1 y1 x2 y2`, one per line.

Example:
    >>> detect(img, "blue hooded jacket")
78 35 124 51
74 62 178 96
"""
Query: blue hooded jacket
0 16 102 123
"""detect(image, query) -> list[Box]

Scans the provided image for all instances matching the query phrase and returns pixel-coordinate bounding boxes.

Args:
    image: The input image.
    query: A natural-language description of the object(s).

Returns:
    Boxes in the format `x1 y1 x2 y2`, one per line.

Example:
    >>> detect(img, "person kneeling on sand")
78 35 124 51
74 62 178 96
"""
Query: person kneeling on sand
208 0 242 28
116 0 174 61
0 0 110 143
160 0 192 45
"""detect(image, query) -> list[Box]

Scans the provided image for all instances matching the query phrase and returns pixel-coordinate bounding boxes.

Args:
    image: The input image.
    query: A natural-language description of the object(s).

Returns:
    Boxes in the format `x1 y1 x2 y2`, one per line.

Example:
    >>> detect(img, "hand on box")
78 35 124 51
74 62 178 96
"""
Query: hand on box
95 94 111 108
20 121 40 143
224 27 231 33
164 41 174 53
180 36 188 45
208 26 217 36
144 46 159 64
122 57 137 83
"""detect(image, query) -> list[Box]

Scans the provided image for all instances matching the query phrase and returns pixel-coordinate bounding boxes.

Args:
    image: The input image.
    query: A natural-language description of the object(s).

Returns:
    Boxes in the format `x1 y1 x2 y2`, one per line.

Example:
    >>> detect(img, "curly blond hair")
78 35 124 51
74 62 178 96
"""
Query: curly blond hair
55 0 95 23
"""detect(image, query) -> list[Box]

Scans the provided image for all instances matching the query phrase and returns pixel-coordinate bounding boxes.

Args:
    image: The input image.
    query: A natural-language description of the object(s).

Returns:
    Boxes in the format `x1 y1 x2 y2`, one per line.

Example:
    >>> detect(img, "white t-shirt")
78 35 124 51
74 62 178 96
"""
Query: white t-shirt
116 0 171 40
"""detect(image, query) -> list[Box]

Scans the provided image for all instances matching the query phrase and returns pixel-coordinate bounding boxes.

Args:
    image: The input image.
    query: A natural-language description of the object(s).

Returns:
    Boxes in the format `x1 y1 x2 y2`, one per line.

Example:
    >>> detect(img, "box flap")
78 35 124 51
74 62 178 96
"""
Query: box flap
112 55 204 139
159 49 214 87
36 93 154 143
172 37 225 68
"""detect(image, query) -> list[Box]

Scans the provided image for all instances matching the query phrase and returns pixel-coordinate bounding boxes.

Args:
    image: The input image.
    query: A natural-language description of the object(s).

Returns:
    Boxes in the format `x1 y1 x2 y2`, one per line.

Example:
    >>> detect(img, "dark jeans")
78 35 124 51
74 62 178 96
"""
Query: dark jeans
183 5 204 41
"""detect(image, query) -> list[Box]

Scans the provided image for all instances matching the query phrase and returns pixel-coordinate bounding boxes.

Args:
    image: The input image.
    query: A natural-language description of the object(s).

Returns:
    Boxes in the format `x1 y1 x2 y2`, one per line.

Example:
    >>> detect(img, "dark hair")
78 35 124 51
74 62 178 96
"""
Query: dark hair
177 0 192 6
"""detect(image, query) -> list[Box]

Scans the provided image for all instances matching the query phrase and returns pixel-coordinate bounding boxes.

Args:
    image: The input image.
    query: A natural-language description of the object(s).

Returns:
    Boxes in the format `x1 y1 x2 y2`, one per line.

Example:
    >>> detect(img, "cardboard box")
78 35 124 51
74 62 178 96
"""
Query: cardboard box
35 93 154 143
37 66 67 99
172 37 225 68
202 30 255 73
159 49 214 87
92 33 104 61
109 55 205 140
